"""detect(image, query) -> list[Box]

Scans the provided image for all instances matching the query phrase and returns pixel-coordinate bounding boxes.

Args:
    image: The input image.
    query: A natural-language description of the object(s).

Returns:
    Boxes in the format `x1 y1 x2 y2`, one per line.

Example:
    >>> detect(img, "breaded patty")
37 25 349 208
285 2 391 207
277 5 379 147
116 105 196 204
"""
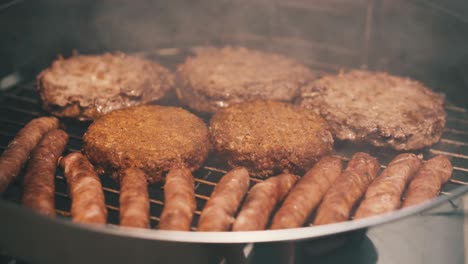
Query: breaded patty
37 52 173 120
298 70 446 150
175 46 315 114
209 101 333 177
83 105 209 183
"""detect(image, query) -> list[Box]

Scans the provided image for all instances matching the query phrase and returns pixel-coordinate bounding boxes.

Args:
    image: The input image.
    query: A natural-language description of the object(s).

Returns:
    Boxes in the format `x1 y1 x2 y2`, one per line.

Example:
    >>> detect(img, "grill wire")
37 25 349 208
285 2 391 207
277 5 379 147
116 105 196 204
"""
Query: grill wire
1 47 468 230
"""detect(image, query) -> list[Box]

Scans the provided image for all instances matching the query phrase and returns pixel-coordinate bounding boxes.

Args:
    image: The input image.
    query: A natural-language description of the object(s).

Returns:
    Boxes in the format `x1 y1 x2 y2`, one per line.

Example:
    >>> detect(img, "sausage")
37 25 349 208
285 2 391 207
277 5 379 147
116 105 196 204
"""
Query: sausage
22 129 68 216
60 152 107 224
313 152 380 225
402 155 452 208
232 173 299 231
159 167 196 231
119 167 149 228
198 167 250 231
271 156 342 229
0 116 59 193
354 153 423 219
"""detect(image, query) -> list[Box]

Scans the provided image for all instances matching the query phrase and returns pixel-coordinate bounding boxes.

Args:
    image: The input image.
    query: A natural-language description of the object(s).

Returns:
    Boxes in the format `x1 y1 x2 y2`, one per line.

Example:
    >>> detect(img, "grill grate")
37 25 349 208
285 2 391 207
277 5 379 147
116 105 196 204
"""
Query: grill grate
1 47 468 230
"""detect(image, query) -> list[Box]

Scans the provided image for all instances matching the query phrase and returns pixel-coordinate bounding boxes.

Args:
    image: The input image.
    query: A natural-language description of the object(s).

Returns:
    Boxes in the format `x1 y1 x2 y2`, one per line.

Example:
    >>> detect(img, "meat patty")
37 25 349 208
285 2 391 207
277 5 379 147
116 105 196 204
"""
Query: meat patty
209 100 333 177
83 105 210 183
175 46 315 114
37 52 173 120
298 70 446 150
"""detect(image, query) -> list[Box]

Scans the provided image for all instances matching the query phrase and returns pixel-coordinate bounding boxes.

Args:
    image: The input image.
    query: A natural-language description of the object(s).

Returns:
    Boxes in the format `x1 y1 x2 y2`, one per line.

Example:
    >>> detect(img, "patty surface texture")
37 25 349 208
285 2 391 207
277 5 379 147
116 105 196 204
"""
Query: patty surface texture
298 70 446 150
210 100 333 177
83 105 209 183
175 46 315 113
37 52 173 120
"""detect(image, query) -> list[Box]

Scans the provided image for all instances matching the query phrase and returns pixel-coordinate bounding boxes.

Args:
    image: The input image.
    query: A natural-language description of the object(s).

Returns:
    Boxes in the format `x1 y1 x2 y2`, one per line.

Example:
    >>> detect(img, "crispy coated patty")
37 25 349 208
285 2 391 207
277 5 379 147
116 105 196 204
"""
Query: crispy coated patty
298 70 446 150
175 46 315 114
83 105 209 183
209 101 333 177
37 52 173 120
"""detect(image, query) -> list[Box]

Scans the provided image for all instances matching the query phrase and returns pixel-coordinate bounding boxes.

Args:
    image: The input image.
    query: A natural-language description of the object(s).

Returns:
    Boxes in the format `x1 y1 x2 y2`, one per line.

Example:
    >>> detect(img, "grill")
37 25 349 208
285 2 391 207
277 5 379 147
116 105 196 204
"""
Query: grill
1 46 468 232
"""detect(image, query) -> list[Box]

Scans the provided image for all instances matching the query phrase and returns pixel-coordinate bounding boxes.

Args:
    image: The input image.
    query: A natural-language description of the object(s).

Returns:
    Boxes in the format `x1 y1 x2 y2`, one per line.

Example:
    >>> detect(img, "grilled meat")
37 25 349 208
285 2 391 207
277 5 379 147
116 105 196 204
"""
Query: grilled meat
298 70 446 150
37 52 173 120
176 46 315 114
209 100 333 177
119 167 150 228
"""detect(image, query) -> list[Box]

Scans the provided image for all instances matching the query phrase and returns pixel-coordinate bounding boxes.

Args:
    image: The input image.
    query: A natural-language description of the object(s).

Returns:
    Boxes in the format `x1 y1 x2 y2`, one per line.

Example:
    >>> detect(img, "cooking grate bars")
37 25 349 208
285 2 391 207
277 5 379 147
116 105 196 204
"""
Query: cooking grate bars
1 47 468 230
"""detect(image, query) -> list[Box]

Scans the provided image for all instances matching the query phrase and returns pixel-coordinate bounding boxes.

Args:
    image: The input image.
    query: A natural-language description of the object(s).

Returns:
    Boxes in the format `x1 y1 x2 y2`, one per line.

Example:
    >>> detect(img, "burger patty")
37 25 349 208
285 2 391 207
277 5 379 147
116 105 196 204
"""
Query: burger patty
175 46 315 114
37 52 173 120
83 105 210 183
209 100 333 177
298 70 446 150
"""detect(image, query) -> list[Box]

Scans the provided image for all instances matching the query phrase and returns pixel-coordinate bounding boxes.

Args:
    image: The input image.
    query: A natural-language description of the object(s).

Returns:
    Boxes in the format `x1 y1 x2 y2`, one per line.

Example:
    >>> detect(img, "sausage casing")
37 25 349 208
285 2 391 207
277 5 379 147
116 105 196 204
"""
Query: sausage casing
0 116 59 193
313 152 380 225
60 152 107 224
198 167 249 231
354 153 423 218
119 167 149 228
22 129 68 216
271 156 342 229
402 155 452 208
159 167 196 231
232 173 299 231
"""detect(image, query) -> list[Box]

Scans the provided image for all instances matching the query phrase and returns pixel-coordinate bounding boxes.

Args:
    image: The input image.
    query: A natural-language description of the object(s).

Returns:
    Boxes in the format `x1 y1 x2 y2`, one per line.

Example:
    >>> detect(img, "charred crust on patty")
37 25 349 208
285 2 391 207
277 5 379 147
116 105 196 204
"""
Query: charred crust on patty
175 46 315 114
298 70 446 150
82 105 210 183
209 100 333 177
37 52 174 120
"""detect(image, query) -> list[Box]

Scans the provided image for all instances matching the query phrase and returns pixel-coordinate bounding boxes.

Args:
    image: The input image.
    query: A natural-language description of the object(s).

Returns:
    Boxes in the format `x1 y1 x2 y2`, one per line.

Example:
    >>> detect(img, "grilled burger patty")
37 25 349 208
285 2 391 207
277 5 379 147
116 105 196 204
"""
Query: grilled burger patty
209 100 333 177
37 52 173 120
298 70 446 150
175 46 315 114
83 105 210 183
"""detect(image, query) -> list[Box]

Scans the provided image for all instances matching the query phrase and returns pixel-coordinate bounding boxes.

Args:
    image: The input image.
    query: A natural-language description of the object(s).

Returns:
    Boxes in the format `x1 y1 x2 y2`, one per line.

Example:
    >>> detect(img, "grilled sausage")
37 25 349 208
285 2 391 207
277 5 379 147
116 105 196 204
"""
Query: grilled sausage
198 167 250 231
271 156 342 229
0 116 59 193
60 152 107 224
402 155 452 208
232 173 299 231
354 153 423 219
313 152 380 225
22 129 68 216
159 167 196 231
119 167 149 228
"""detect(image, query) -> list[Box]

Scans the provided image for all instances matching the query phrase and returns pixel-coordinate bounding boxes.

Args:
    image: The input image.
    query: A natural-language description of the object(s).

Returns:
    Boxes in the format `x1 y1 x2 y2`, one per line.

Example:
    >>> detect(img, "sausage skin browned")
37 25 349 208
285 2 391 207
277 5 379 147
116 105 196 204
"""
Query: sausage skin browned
402 155 452 208
159 167 196 231
314 152 380 225
119 167 149 228
60 152 107 224
22 129 68 216
0 116 59 193
354 153 423 219
271 156 342 229
198 167 250 231
232 173 299 231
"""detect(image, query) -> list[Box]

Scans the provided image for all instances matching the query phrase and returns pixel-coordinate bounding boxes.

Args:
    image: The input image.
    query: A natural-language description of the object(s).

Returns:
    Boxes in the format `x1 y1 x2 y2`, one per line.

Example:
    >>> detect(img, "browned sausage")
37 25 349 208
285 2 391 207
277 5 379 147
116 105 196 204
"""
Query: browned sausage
402 155 452 208
60 152 107 224
354 153 423 219
0 116 59 193
198 167 250 231
119 167 149 228
271 156 342 229
159 167 196 231
22 129 68 216
232 173 299 231
313 152 380 225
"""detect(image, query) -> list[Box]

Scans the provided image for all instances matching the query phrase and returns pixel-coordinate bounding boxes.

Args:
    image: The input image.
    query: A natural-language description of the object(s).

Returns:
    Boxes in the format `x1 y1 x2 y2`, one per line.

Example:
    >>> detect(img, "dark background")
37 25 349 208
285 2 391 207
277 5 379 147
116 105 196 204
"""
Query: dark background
1 0 468 107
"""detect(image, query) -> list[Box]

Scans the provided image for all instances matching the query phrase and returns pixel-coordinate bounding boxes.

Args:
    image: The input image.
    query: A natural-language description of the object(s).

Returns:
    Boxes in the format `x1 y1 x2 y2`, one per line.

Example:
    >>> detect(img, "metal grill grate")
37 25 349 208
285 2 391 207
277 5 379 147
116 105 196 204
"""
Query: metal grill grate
1 47 468 230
